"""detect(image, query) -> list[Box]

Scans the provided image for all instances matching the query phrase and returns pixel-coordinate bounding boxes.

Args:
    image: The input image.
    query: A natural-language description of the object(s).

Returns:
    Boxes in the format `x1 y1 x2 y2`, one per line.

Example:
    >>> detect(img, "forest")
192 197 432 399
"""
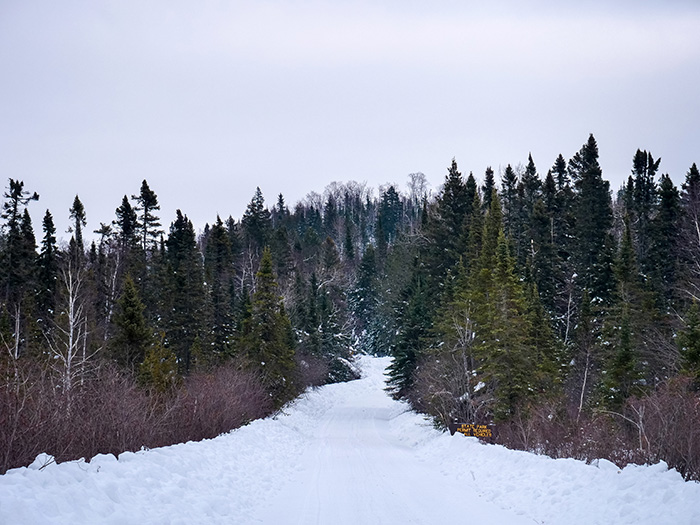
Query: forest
1 134 699 480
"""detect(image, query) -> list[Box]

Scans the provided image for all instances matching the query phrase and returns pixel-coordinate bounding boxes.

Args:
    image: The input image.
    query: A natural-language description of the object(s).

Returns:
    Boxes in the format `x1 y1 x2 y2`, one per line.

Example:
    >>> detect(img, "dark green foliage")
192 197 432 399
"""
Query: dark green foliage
569 134 615 302
1 179 39 303
482 166 495 211
240 248 297 406
649 175 680 307
204 216 235 357
114 195 138 248
242 187 272 253
37 210 59 317
112 274 151 368
679 301 700 385
132 180 162 252
378 185 403 244
386 259 430 398
164 210 205 372
68 195 86 259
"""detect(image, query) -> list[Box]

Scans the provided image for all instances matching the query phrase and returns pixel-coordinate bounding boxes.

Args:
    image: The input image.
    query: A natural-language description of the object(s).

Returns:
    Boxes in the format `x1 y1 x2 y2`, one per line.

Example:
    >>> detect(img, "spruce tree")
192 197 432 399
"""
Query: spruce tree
241 248 297 406
132 180 162 252
114 195 138 248
1 179 39 303
482 167 495 211
164 210 205 372
204 216 235 357
569 134 614 302
678 301 700 386
630 149 660 275
649 174 680 307
37 210 59 318
112 274 151 369
386 258 430 399
241 187 272 253
68 195 87 259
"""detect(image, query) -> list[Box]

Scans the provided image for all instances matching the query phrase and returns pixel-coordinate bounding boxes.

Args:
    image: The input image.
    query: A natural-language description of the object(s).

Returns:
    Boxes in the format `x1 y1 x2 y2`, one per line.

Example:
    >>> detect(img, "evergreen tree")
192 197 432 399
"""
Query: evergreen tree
164 210 205 372
378 185 403 244
240 248 297 406
112 274 151 369
630 149 660 274
386 259 430 399
132 180 163 252
350 244 378 347
482 166 495 211
569 134 615 302
68 195 87 258
649 174 680 307
241 187 272 253
678 301 700 386
343 221 355 263
204 216 235 356
478 230 539 420
114 195 138 248
1 179 39 303
521 153 542 215
139 336 179 392
500 164 520 242
37 210 59 318
680 163 700 304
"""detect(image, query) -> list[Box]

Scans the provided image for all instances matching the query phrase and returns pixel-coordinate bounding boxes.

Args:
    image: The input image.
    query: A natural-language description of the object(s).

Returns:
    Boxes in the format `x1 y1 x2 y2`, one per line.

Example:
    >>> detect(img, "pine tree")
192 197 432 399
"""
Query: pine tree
112 274 151 369
114 195 138 248
351 244 378 347
204 216 235 357
478 230 538 420
240 248 297 406
386 258 430 399
378 185 403 244
678 301 700 386
680 163 700 304
139 336 179 392
649 174 681 307
37 210 59 318
601 216 649 407
482 166 495 211
132 180 163 252
164 210 205 372
242 187 272 253
430 159 470 272
630 149 660 274
343 222 355 263
500 164 520 243
68 195 87 259
1 179 39 303
521 153 542 215
569 134 615 302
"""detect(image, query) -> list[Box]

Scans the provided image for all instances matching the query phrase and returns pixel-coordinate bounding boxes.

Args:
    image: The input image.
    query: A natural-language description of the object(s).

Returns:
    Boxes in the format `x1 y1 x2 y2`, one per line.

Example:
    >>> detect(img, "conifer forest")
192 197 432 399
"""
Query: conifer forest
2 134 700 480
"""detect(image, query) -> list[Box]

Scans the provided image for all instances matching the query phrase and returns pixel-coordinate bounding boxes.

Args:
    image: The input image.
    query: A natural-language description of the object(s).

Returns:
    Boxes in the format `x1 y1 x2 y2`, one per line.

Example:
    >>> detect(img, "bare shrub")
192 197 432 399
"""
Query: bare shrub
167 363 272 443
295 352 330 389
0 359 274 474
410 352 493 428
624 377 700 480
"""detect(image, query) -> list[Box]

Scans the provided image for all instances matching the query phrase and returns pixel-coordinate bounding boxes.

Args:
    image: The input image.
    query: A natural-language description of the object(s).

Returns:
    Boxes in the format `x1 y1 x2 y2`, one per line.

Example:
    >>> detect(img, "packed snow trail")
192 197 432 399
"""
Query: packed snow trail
1 357 699 524
252 360 530 525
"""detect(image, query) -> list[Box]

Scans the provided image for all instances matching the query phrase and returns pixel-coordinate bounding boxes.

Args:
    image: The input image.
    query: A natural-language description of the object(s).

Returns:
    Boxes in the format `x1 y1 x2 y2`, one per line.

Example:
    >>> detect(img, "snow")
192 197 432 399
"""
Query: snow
1 356 698 524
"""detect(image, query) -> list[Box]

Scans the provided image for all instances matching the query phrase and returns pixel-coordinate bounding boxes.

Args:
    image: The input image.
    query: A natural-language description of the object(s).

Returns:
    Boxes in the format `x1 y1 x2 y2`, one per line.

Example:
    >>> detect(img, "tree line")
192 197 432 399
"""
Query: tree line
2 134 699 479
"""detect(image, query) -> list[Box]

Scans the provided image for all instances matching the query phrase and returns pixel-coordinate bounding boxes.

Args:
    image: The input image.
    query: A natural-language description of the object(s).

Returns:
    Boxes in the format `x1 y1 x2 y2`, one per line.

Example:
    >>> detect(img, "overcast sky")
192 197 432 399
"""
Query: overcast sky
1 0 699 242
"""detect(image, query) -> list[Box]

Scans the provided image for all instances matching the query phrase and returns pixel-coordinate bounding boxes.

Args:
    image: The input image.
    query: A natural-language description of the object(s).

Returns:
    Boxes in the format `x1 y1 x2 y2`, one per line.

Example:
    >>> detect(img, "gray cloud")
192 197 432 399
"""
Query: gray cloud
1 1 699 240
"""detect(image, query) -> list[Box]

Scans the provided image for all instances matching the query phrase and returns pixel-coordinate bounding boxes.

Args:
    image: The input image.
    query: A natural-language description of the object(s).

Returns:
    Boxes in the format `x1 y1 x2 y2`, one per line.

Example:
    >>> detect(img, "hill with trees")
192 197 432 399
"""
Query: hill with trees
1 135 699 480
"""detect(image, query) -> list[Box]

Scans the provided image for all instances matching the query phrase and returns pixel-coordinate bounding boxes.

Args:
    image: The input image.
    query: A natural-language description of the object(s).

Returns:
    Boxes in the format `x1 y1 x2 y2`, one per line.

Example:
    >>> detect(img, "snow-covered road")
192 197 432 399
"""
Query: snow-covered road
253 361 530 525
1 357 698 524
